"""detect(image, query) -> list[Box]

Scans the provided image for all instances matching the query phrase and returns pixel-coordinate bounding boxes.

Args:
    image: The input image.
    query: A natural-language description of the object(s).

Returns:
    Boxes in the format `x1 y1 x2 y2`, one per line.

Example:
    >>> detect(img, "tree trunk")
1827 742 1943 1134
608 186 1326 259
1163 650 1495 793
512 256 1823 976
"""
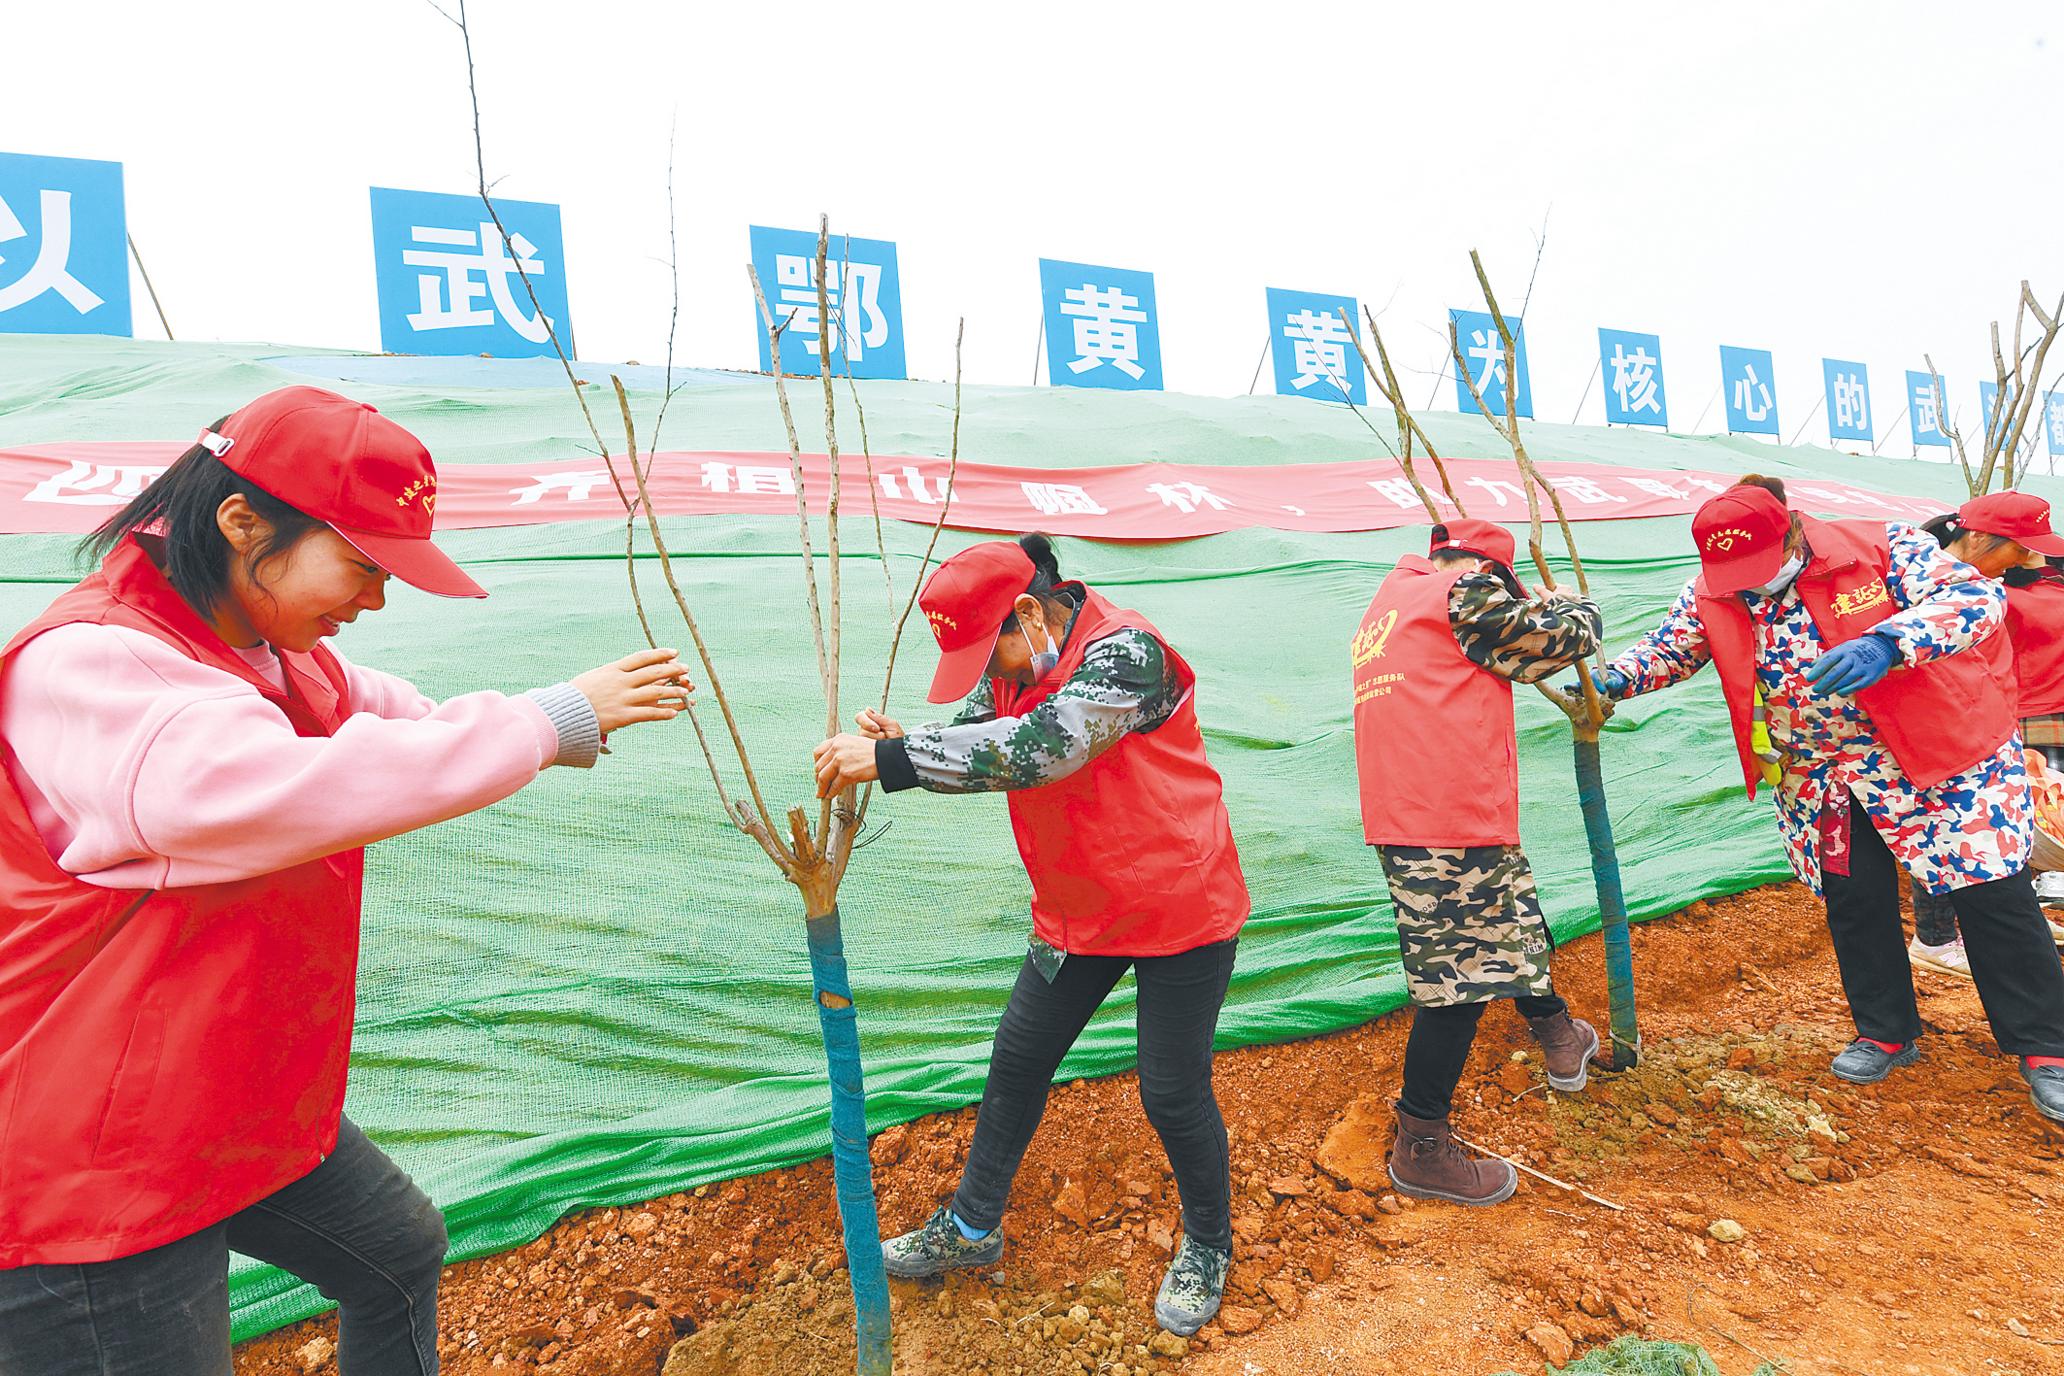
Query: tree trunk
1572 733 1640 1069
803 907 893 1374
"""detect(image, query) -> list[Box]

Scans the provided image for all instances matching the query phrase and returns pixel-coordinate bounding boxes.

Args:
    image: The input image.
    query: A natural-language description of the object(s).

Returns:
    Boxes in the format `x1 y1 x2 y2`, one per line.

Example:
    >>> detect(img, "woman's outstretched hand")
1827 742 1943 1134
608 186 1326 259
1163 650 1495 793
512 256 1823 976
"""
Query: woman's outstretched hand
571 648 693 733
814 733 881 798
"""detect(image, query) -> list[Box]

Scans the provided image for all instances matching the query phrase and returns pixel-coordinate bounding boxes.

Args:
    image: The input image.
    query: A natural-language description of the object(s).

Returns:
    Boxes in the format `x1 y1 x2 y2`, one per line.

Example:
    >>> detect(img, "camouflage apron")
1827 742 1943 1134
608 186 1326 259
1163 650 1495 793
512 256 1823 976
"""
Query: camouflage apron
1376 843 1556 1006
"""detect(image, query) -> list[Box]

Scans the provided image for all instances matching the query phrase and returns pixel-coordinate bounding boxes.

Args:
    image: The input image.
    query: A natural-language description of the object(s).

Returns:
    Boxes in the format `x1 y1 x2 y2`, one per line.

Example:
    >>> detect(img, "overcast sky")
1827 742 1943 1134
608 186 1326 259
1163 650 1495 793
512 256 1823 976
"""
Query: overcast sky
7 2 2060 449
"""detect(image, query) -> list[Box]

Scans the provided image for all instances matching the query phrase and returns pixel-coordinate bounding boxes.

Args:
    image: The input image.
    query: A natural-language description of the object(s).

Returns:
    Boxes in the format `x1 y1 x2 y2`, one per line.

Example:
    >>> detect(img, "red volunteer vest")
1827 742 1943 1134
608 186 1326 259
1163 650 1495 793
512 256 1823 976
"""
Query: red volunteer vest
2005 569 2064 719
991 588 1248 957
1696 515 2018 798
1352 557 1521 848
0 536 364 1267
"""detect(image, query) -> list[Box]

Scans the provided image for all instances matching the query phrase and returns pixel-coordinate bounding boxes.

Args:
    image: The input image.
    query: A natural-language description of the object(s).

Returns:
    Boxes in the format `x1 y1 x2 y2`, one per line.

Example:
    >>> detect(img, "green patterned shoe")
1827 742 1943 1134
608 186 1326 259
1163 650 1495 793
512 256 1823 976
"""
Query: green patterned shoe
881 1206 1003 1279
1154 1236 1230 1336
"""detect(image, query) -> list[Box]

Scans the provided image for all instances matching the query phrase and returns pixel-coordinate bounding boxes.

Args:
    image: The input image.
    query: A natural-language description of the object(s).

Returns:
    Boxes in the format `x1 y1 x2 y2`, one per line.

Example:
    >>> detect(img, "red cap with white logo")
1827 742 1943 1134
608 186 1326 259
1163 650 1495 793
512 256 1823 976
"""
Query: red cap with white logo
1691 485 1792 595
199 386 485 599
917 542 1038 703
1958 490 2064 557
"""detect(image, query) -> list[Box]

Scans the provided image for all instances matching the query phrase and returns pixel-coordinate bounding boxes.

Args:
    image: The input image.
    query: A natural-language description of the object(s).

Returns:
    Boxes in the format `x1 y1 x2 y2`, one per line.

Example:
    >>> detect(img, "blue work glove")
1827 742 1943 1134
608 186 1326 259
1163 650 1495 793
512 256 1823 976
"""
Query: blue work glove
1558 665 1627 714
1802 633 1899 696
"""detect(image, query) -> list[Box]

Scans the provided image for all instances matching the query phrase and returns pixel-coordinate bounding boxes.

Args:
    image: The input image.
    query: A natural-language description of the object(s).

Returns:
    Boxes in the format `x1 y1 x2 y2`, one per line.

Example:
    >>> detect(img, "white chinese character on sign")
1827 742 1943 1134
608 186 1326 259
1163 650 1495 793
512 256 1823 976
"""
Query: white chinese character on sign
1367 479 1455 511
1146 481 1230 515
0 190 105 315
877 466 950 504
773 253 889 361
1282 308 1353 392
1466 328 1508 397
401 223 552 342
1608 343 1662 416
1463 476 1526 508
1624 477 1691 501
1548 476 1625 505
700 462 795 495
1732 363 1774 422
509 470 612 505
1020 482 1108 516
1832 372 1869 432
23 458 164 505
2049 399 2064 448
1059 284 1149 380
1913 382 1942 437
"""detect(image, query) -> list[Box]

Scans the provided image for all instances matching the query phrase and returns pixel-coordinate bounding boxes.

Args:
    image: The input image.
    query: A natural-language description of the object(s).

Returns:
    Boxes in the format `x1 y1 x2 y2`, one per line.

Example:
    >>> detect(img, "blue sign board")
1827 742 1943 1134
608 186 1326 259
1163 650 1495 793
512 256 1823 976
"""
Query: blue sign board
1450 309 1532 418
1905 370 1950 448
1266 287 1363 404
1720 345 1780 436
2047 390 2064 459
1039 258 1162 391
1597 328 1668 427
1980 380 2016 450
748 224 906 380
1822 358 1872 444
0 151 131 336
369 186 571 358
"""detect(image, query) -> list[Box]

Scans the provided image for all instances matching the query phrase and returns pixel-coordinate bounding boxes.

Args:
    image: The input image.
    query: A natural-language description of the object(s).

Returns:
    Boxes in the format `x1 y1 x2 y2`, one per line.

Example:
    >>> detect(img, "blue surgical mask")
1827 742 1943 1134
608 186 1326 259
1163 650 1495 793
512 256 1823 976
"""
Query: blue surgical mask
1020 613 1060 678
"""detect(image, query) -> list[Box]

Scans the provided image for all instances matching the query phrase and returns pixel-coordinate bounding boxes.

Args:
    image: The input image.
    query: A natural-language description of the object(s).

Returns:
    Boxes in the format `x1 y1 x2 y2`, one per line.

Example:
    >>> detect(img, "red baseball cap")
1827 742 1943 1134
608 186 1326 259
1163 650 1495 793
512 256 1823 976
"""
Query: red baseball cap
198 386 485 599
1430 518 1524 595
1692 485 1792 595
1958 491 2064 557
919 542 1037 702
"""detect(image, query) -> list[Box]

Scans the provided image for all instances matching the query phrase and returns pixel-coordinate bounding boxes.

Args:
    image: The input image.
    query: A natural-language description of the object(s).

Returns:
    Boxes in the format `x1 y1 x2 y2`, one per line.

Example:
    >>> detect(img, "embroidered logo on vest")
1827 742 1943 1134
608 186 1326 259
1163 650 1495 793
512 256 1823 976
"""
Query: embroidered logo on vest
1350 609 1398 668
1829 579 1891 618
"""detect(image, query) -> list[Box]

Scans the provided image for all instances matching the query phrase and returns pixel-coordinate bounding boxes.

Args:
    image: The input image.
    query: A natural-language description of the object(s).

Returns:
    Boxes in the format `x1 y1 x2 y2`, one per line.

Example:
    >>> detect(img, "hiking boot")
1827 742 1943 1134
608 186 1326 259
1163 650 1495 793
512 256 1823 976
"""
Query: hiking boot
1154 1235 1230 1336
1907 935 1973 980
1388 1108 1517 1206
1829 1038 1920 1084
2024 1062 2064 1125
881 1206 1003 1278
1526 1011 1602 1092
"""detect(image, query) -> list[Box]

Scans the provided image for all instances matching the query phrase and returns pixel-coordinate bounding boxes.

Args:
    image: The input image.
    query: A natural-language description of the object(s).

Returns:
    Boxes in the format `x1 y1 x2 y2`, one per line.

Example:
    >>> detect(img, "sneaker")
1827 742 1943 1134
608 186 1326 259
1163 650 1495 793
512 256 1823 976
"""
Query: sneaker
1154 1236 1231 1336
2034 871 2064 907
1830 1038 1921 1084
880 1206 1003 1279
1525 1011 1602 1092
1388 1108 1517 1206
1907 935 1974 980
2024 1062 2064 1125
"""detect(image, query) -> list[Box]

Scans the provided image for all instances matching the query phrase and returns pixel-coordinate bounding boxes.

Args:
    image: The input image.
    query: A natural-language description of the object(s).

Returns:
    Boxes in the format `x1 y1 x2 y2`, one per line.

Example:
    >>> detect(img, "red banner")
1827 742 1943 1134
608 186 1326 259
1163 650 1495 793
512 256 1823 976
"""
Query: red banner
0 441 1951 541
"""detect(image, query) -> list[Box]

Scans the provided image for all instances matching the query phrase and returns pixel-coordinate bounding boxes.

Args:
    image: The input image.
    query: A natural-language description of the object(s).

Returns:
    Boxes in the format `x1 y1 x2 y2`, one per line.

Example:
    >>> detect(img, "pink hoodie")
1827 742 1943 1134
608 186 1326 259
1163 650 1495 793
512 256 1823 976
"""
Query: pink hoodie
2 622 577 889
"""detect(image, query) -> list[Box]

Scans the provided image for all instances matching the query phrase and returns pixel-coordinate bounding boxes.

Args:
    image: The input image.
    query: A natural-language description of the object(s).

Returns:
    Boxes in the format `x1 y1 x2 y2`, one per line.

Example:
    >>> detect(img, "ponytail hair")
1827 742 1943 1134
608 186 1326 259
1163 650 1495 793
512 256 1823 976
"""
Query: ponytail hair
1919 512 1962 548
999 533 1068 629
79 423 325 615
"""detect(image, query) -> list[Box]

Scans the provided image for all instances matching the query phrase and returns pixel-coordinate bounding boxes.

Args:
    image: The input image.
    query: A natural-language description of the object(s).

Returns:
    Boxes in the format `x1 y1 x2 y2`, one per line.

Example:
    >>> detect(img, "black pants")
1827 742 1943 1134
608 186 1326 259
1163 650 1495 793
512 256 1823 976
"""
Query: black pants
951 939 1238 1251
0 1118 446 1376
1823 796 2064 1056
1909 878 1960 947
1397 991 1566 1120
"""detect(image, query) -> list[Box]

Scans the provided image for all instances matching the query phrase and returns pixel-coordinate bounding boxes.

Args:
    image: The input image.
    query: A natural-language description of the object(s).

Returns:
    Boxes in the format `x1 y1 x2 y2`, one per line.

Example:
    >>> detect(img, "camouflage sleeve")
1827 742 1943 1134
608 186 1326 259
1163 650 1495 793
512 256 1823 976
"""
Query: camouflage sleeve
1601 579 1712 696
899 630 1182 793
948 675 997 726
1446 572 1603 684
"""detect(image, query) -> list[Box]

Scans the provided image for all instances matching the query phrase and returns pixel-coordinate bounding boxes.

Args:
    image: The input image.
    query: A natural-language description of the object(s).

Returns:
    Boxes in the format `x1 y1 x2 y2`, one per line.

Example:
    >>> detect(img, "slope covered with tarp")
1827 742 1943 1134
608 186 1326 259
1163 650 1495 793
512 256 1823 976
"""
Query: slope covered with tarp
3 336 2048 1339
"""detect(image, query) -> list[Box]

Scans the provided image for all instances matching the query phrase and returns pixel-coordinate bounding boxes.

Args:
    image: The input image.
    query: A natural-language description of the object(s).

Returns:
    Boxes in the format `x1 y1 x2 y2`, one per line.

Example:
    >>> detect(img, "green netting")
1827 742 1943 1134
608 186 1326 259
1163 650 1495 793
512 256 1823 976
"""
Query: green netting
3 338 2050 1340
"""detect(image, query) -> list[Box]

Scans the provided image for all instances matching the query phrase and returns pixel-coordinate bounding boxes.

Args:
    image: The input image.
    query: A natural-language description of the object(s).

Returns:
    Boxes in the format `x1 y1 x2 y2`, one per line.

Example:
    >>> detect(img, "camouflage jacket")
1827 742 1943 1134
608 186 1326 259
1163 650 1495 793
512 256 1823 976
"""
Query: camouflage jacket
879 604 1183 794
1447 572 1602 683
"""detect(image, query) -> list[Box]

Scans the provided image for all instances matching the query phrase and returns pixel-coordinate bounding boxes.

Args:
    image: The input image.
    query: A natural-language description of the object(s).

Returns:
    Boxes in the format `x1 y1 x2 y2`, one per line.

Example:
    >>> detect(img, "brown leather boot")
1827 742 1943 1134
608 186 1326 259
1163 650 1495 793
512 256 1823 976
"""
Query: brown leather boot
1388 1108 1517 1206
1526 1012 1601 1092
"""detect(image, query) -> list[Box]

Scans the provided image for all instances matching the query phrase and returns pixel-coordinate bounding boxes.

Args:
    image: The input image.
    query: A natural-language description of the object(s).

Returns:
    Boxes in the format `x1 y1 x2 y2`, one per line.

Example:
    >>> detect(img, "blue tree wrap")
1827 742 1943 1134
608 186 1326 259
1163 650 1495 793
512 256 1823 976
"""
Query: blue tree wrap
1573 737 1641 1068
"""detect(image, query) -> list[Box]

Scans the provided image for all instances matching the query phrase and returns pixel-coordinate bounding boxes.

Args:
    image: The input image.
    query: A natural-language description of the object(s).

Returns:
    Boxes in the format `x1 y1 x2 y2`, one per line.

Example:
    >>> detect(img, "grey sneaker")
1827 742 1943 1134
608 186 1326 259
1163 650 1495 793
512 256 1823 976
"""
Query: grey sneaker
1830 1038 1920 1084
2024 1061 2064 1124
881 1206 1002 1279
1154 1236 1230 1336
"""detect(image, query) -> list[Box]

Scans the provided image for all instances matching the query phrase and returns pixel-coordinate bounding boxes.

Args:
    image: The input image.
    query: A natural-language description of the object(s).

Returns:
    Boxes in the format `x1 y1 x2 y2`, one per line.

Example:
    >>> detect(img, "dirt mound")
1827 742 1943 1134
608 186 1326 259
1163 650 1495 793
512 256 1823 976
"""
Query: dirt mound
233 883 2064 1375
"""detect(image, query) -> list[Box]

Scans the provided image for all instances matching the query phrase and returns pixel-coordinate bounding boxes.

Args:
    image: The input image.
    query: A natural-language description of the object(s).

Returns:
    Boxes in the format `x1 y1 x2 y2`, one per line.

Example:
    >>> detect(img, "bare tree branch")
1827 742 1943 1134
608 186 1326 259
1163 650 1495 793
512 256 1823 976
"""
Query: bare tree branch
746 265 833 701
